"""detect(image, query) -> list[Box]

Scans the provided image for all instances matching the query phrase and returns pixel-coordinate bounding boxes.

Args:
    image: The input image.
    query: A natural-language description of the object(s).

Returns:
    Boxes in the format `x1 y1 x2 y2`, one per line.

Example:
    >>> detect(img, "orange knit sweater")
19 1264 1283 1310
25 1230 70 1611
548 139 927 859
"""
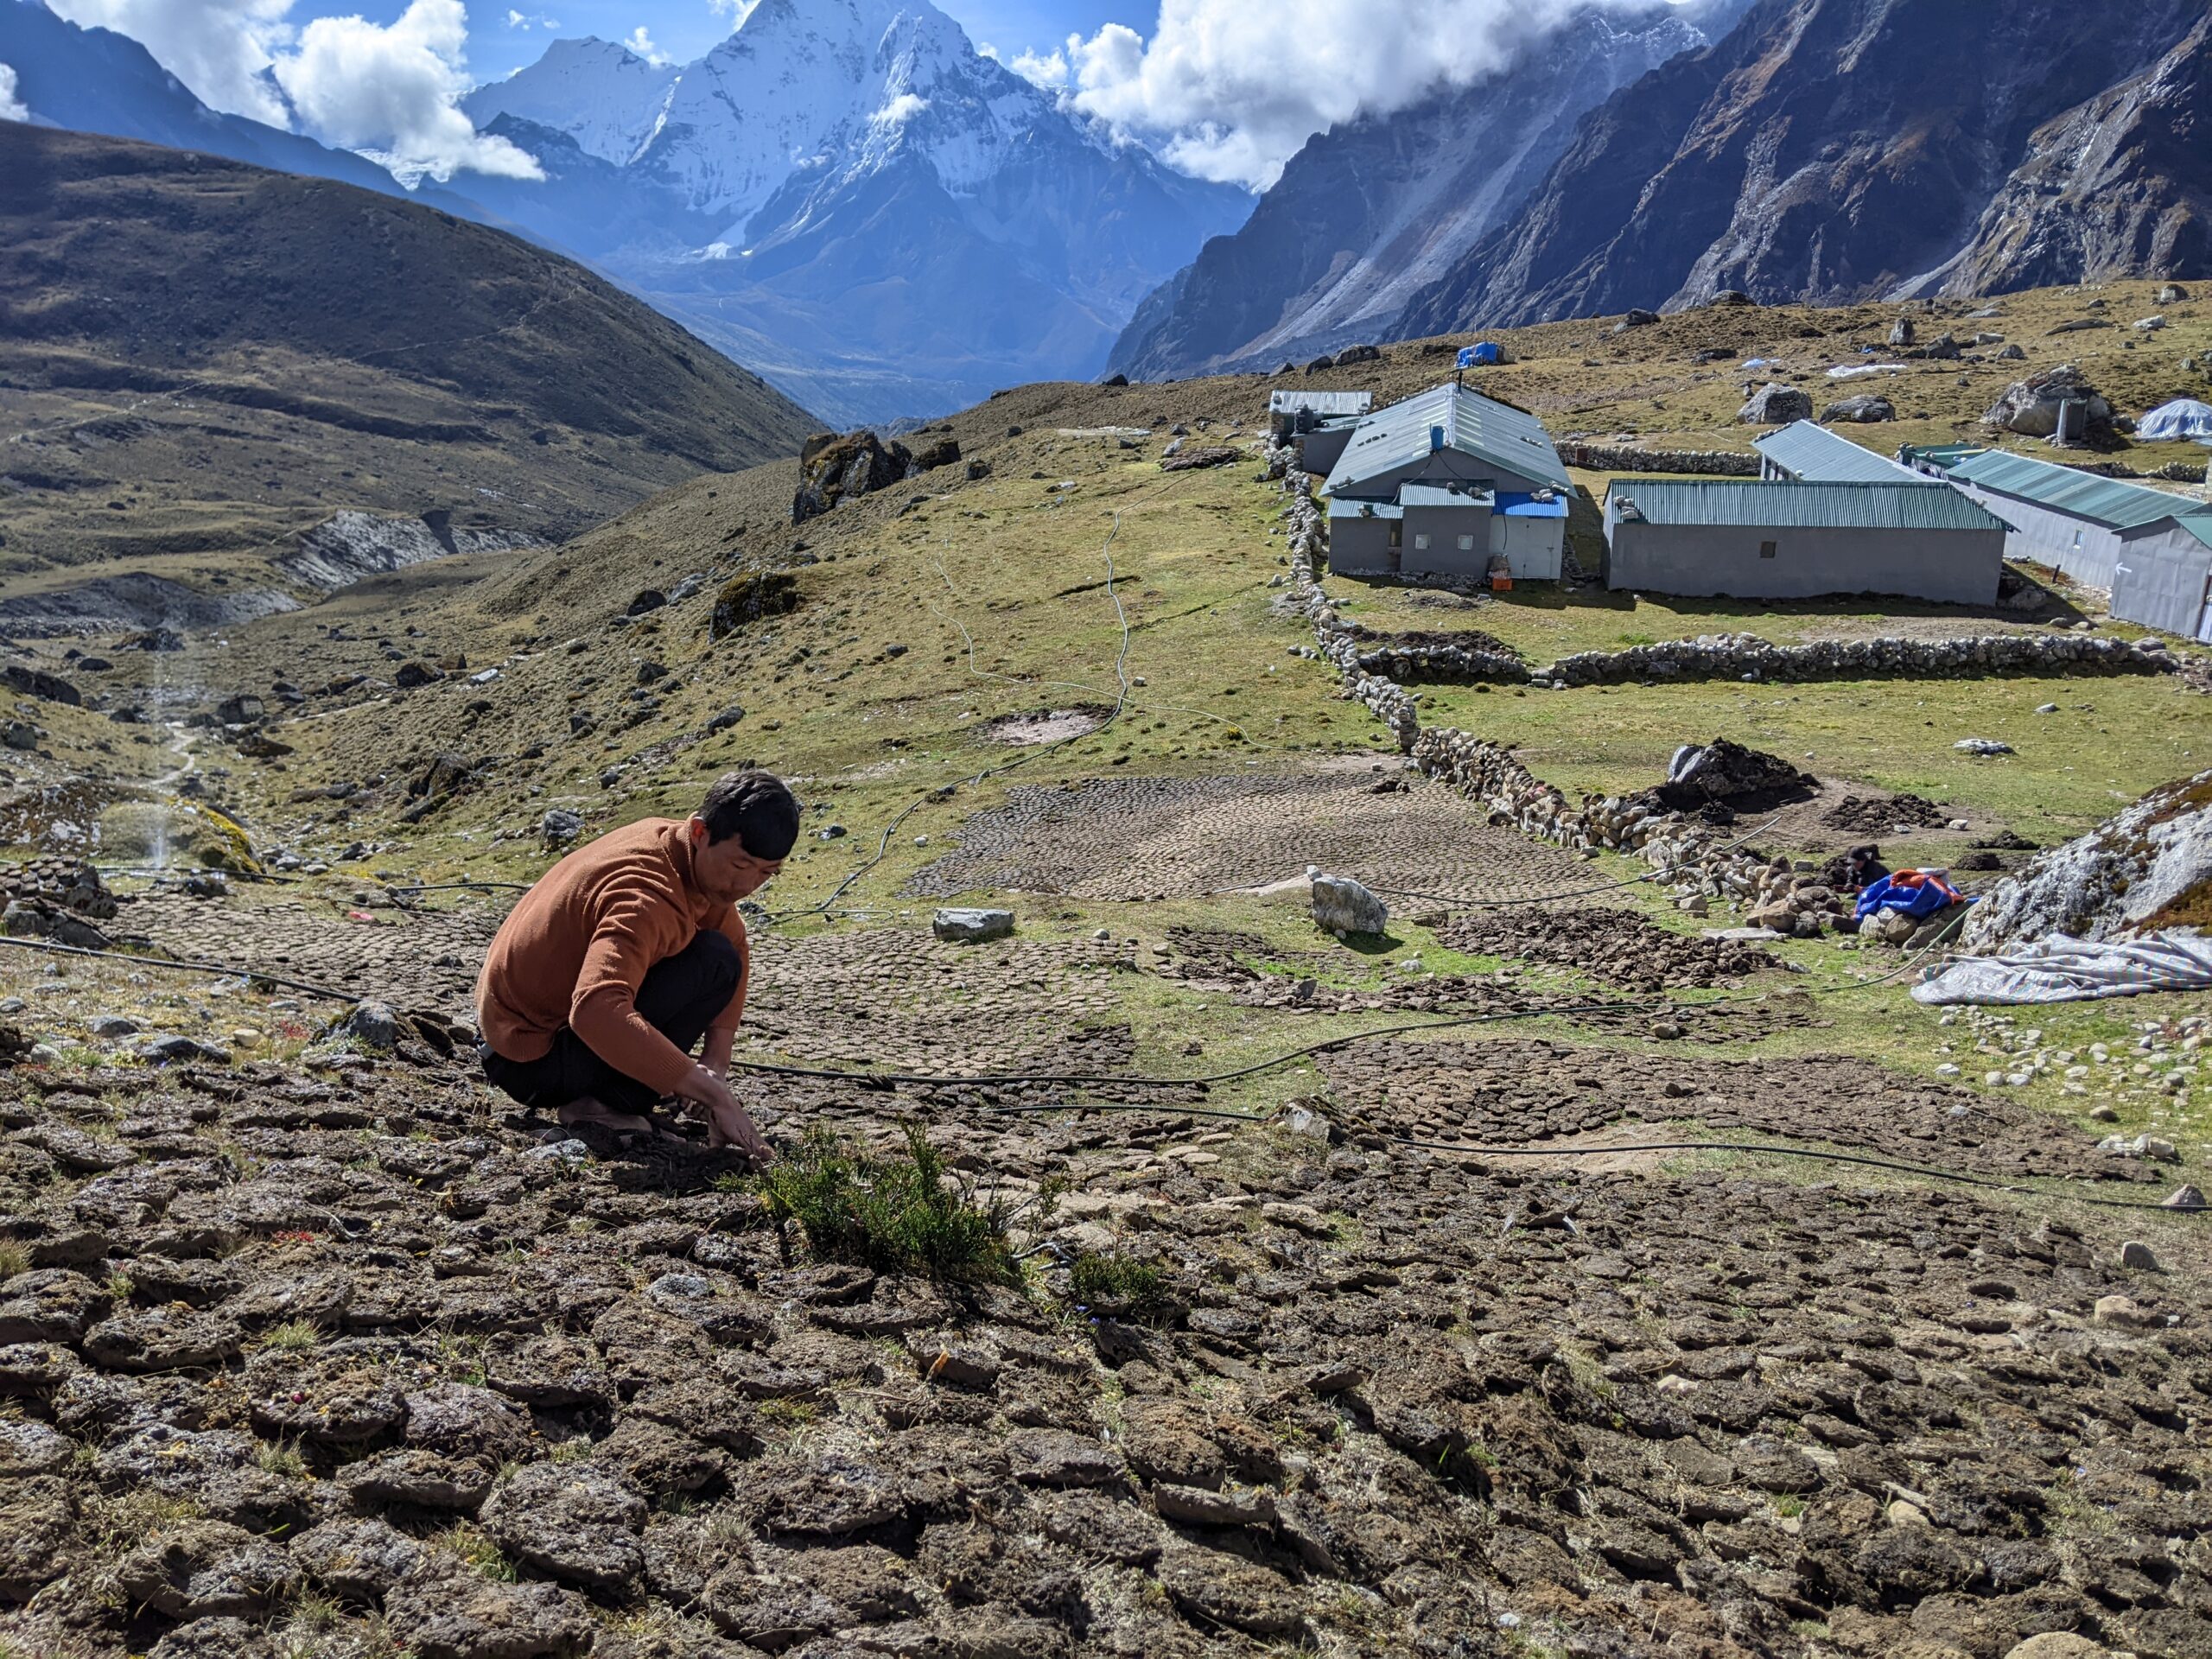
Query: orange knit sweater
475 817 747 1095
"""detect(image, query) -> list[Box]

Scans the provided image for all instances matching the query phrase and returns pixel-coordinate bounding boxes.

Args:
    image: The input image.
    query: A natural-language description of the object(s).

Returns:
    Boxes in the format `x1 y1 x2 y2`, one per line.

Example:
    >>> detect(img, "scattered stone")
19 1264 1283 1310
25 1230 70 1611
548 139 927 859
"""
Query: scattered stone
932 907 1015 944
2118 1240 2160 1271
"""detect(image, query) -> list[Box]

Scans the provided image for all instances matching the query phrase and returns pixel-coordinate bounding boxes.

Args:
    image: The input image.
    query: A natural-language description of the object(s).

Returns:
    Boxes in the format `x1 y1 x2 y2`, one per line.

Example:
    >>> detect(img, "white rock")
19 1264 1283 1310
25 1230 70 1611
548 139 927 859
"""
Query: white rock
1308 868 1389 937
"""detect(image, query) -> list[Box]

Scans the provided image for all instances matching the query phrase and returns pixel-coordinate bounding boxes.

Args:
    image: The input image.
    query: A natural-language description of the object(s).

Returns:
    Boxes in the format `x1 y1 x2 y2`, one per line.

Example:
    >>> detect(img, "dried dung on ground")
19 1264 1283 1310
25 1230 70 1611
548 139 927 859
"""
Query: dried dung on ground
907 766 1589 902
1317 1037 2156 1183
0 1040 2202 1659
1439 905 1781 991
1155 927 1802 1040
1823 792 1952 833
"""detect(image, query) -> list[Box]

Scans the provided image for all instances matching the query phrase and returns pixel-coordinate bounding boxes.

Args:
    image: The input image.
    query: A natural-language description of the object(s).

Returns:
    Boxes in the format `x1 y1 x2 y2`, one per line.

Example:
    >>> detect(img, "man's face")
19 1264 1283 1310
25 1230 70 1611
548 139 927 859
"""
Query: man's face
690 817 783 902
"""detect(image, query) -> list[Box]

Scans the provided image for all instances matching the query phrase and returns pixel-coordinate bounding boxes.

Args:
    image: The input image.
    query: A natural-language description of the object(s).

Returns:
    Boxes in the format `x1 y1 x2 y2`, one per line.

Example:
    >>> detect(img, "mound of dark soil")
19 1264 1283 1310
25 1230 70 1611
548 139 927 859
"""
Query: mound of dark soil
1642 738 1817 815
1823 792 1950 833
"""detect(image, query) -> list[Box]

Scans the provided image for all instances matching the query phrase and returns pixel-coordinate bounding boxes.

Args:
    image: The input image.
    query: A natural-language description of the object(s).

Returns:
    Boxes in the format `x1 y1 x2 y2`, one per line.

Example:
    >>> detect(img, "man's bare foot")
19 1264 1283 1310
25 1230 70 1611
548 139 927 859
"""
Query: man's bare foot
558 1096 656 1135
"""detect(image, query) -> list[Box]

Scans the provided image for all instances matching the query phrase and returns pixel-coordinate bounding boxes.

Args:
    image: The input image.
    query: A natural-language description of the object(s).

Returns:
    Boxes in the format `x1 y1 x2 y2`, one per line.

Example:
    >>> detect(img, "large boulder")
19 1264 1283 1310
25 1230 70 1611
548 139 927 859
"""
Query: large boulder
1310 869 1388 937
792 431 914 524
709 572 804 640
1738 383 1814 425
1983 364 2111 438
1961 768 2212 949
1821 394 1896 423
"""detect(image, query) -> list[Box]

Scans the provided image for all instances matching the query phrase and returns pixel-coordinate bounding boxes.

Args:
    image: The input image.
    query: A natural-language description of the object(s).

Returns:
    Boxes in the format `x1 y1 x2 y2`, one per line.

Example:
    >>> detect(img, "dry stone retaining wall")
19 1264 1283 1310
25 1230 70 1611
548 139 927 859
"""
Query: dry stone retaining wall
1555 442 1759 475
1547 629 2173 686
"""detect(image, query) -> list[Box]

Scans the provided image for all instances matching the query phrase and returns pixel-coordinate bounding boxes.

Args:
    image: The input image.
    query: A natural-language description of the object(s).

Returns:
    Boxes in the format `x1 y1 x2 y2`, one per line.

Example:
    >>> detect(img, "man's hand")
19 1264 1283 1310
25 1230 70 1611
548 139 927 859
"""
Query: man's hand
675 1063 770 1164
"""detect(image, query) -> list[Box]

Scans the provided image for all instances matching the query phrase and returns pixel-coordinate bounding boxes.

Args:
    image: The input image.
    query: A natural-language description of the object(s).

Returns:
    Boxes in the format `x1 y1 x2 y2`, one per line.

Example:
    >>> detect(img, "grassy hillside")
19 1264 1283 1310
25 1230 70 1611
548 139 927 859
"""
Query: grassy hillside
0 124 817 597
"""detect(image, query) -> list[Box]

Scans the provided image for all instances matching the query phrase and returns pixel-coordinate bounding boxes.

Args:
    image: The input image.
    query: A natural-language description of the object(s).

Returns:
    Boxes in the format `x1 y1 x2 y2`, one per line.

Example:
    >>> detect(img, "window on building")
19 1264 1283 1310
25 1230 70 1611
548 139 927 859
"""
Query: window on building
1457 533 1476 551
1413 532 1431 550
1389 523 1402 548
2071 529 2084 551
1758 539 1777 560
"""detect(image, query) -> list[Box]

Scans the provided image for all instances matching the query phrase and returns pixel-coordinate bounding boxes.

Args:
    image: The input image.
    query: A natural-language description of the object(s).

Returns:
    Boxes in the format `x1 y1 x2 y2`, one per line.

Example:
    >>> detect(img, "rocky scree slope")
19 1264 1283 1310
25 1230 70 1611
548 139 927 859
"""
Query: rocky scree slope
0 126 816 601
1108 0 1736 380
1395 0 2212 337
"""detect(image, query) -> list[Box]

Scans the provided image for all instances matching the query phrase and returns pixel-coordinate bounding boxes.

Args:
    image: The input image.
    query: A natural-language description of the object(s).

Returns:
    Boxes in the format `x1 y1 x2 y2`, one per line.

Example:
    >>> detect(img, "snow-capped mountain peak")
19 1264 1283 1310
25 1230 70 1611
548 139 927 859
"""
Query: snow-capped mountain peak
461 36 677 167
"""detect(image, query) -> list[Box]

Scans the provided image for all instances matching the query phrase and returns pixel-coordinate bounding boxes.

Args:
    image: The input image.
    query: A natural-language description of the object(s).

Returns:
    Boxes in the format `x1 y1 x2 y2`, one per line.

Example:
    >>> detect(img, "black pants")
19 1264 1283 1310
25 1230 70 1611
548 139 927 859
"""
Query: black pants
480 930 740 1117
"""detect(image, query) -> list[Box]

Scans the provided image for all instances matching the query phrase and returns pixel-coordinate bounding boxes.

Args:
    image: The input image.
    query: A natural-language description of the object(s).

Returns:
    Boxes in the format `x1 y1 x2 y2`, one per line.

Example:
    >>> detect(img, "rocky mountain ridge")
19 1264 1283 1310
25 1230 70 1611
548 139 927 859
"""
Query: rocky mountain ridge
1395 0 2212 336
1109 2 1736 379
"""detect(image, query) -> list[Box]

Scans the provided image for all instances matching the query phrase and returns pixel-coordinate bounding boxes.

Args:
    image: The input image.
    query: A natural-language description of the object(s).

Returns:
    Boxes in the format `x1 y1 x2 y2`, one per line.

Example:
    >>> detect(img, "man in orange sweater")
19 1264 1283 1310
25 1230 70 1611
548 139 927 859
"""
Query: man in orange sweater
475 770 798 1161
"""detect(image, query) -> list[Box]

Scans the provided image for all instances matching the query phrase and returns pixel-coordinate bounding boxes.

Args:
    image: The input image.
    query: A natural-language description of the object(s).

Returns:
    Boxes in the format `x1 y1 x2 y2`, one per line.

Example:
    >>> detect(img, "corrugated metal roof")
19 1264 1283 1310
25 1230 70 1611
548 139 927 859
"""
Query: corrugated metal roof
1605 479 2009 531
1948 449 2212 531
1324 382 1571 497
1328 497 1402 520
1270 390 1373 416
1400 483 1492 509
1754 421 1926 484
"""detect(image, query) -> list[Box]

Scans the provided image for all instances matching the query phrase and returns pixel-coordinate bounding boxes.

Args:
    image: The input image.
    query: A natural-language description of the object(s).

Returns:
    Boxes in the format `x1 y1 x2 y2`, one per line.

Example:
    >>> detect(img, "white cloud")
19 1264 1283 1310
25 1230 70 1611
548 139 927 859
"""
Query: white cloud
1060 0 1610 188
871 92 928 128
623 24 670 64
53 0 542 181
1007 46 1068 91
275 0 543 181
708 0 760 22
504 9 560 27
48 0 296 126
0 63 27 122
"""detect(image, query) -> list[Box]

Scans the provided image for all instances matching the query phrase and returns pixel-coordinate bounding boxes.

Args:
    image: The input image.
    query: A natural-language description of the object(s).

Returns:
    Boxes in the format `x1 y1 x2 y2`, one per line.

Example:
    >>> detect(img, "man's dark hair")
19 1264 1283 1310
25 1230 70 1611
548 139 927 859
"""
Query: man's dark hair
696 770 800 860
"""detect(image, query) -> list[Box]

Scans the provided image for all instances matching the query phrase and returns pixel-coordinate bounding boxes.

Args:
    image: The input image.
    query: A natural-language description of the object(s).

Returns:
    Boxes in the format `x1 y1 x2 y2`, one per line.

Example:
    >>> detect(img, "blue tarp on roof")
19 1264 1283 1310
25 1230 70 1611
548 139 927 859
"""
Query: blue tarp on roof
1497 491 1568 518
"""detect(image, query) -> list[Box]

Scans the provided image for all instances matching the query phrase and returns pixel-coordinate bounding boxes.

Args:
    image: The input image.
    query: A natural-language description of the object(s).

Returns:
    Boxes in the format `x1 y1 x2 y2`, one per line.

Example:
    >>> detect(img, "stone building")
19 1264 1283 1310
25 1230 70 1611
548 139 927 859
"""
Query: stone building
1321 382 1572 582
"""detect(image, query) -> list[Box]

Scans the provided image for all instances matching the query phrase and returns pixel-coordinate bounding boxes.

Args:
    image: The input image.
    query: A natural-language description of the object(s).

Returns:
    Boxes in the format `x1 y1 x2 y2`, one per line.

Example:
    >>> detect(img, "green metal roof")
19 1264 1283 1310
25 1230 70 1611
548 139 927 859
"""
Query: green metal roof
1605 479 2009 532
1324 382 1572 497
1754 421 1925 484
1947 448 2212 531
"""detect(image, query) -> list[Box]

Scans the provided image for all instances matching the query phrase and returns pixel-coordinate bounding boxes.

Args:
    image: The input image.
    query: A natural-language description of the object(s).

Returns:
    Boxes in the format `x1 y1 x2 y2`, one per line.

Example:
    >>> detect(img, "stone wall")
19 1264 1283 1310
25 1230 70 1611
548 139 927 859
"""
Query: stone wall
1274 443 1421 750
1555 442 1760 476
1546 629 2174 687
1408 728 1841 932
1349 626 2174 690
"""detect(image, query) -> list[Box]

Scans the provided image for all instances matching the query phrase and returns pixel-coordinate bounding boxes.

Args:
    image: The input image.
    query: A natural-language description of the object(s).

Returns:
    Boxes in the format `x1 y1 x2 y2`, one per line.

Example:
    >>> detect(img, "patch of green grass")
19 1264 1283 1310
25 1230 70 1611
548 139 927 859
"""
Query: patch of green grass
256 1438 308 1479
1067 1252 1175 1322
0 1243 27 1281
260 1319 321 1353
759 1122 1055 1284
437 1522 518 1583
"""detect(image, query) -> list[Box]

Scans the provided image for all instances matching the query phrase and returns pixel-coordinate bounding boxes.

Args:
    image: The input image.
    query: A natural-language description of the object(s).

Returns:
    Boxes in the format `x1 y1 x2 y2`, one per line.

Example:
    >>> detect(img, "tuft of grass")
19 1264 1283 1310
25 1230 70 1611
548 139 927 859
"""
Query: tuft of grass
257 1438 308 1479
260 1319 321 1353
0 1243 29 1281
103 1270 134 1301
1067 1252 1176 1323
437 1521 518 1583
759 1122 1055 1284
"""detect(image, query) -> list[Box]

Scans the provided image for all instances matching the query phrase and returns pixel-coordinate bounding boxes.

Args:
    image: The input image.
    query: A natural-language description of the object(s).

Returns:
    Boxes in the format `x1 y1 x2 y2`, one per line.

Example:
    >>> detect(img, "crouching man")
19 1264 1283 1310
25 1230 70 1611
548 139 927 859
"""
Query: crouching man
474 770 797 1162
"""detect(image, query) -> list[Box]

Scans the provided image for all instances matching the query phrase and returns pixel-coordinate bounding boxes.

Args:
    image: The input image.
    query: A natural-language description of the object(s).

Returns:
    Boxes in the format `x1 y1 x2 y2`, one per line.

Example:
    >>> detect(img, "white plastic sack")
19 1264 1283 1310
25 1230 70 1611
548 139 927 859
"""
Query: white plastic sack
1910 931 2212 1006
